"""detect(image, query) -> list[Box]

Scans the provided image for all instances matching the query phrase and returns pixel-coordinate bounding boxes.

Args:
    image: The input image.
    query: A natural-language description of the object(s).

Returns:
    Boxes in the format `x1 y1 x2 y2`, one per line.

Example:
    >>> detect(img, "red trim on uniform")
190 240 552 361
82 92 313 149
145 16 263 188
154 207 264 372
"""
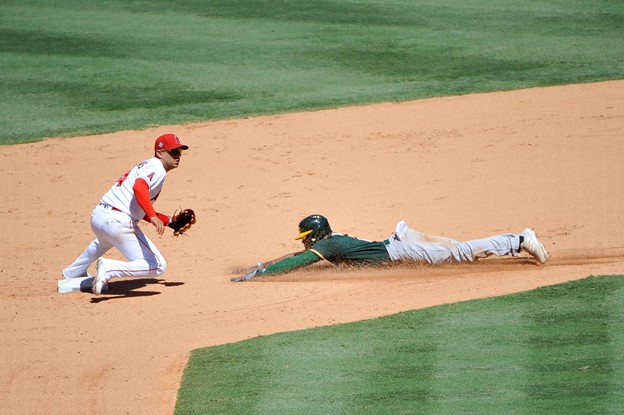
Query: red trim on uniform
156 212 171 225
133 178 157 219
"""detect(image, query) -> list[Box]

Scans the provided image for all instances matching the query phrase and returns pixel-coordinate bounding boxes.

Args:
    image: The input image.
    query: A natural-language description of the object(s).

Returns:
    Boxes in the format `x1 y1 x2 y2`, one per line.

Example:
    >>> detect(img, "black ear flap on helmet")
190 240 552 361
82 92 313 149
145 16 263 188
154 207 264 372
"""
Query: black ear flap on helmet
296 214 332 243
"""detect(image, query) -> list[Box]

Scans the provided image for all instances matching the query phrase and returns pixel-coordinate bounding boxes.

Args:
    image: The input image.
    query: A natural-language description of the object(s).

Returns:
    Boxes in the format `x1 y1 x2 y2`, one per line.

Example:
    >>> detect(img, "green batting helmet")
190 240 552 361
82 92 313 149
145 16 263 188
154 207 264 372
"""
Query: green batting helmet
296 214 332 243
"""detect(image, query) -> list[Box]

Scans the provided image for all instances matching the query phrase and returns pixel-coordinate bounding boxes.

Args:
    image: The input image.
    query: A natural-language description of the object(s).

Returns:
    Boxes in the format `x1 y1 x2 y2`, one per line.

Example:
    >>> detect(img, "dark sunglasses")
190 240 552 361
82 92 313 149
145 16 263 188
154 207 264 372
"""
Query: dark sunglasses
165 148 183 157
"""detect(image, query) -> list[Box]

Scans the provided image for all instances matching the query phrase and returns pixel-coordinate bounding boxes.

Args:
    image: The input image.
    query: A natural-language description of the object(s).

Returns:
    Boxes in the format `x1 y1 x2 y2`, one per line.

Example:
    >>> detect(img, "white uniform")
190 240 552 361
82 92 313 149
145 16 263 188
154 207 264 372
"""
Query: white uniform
62 157 168 281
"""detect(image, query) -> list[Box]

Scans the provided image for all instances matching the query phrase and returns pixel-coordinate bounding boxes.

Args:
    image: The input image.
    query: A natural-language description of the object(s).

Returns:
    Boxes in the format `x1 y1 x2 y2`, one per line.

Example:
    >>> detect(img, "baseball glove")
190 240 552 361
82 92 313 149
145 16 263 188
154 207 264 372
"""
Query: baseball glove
168 208 196 236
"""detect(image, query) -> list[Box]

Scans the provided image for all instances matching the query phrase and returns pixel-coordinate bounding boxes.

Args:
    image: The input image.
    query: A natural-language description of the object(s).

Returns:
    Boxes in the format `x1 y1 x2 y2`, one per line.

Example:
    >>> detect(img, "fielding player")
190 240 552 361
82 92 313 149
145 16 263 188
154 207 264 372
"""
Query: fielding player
62 134 190 294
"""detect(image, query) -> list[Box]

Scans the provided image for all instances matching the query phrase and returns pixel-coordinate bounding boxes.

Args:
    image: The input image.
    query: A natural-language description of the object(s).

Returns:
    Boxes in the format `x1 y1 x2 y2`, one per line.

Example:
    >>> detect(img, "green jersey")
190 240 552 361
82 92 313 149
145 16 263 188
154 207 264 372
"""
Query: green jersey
259 233 391 276
310 233 390 264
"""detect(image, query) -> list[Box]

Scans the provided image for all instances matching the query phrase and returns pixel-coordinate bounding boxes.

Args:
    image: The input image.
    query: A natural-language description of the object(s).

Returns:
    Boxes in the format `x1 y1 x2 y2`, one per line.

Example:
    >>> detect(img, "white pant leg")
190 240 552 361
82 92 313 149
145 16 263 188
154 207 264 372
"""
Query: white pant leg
396 221 459 247
64 205 166 280
385 222 520 264
62 207 114 278
94 208 167 280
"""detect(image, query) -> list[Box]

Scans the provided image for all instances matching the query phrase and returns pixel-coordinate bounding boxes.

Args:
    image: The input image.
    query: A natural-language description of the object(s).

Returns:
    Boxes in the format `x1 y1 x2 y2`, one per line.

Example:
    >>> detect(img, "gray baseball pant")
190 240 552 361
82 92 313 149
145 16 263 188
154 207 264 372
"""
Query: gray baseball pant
384 221 521 265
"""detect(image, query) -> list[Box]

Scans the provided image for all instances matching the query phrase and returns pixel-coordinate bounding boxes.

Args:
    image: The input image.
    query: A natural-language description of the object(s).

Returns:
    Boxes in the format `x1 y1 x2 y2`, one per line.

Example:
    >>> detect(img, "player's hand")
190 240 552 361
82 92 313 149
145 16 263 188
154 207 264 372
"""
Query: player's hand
230 269 258 282
150 216 166 236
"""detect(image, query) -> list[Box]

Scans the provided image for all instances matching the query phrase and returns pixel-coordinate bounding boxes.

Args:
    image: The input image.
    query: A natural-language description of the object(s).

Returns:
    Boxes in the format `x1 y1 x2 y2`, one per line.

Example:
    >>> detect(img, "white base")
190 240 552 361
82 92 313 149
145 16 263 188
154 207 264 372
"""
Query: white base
57 275 109 294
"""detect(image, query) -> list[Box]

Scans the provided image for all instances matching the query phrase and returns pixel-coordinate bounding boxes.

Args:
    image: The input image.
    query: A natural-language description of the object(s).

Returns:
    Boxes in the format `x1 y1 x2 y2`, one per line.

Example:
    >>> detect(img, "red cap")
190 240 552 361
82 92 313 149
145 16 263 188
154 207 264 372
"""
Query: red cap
154 134 189 151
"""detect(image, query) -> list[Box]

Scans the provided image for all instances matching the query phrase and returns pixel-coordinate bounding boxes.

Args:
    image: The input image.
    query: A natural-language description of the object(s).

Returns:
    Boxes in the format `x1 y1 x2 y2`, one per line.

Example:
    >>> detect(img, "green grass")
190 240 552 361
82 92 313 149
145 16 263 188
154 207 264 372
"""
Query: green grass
1 0 623 144
175 275 624 415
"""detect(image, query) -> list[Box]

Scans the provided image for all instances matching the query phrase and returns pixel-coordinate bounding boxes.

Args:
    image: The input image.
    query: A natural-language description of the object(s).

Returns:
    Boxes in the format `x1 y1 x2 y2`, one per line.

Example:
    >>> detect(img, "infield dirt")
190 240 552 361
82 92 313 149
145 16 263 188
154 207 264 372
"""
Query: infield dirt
2 80 624 414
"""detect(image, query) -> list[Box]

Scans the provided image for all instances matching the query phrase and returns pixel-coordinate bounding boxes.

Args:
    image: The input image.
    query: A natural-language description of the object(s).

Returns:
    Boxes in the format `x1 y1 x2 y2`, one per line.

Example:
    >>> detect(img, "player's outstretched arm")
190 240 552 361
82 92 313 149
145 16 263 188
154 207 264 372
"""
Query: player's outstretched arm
231 250 321 282
248 250 306 272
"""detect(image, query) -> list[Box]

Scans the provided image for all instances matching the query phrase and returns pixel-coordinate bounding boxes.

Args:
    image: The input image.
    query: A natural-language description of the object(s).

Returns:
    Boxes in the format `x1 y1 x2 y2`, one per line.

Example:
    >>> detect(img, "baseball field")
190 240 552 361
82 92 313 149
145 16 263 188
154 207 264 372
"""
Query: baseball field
2 1 624 414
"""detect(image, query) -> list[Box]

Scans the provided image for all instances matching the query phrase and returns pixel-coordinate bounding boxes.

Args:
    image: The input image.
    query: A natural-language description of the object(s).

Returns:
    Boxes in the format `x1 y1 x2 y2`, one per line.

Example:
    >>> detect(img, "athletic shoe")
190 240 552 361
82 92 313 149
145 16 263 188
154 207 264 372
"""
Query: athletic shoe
520 228 550 264
93 259 108 295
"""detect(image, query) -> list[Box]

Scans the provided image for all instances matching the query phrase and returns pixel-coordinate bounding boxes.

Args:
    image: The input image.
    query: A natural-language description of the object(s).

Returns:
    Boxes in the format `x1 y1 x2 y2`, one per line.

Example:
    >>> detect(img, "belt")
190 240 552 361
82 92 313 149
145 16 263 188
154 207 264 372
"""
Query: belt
99 203 123 213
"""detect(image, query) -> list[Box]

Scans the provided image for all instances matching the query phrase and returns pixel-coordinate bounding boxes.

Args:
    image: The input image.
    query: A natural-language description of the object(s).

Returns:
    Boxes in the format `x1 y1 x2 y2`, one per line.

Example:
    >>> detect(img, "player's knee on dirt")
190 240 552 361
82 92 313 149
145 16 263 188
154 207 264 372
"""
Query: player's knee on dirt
155 259 167 276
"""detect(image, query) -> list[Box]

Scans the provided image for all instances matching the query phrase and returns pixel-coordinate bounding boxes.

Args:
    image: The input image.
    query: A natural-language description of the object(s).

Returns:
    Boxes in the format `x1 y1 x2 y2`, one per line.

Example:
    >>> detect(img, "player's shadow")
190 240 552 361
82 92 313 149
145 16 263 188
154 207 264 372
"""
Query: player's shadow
90 279 184 303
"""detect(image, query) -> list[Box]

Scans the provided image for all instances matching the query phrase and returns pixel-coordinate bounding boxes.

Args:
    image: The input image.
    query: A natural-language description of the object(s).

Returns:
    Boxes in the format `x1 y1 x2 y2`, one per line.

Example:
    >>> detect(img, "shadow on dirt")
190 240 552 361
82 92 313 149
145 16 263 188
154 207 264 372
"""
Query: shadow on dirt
90 279 185 303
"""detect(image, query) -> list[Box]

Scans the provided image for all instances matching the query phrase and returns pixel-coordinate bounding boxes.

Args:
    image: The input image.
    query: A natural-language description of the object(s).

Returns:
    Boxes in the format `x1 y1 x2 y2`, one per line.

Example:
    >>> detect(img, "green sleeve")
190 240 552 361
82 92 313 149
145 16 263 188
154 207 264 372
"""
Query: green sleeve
258 250 321 275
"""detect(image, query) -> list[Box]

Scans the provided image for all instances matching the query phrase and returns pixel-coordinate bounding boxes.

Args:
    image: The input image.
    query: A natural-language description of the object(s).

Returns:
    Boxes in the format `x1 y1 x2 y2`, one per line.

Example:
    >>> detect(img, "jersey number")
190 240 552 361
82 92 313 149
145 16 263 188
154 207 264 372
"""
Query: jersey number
115 161 149 186
116 170 130 187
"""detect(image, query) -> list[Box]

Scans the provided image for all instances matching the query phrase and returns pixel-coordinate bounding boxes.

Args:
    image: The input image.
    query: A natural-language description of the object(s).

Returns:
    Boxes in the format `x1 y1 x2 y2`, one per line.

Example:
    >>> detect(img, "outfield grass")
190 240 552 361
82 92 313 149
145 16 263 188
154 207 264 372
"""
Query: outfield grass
1 0 623 144
175 275 624 415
